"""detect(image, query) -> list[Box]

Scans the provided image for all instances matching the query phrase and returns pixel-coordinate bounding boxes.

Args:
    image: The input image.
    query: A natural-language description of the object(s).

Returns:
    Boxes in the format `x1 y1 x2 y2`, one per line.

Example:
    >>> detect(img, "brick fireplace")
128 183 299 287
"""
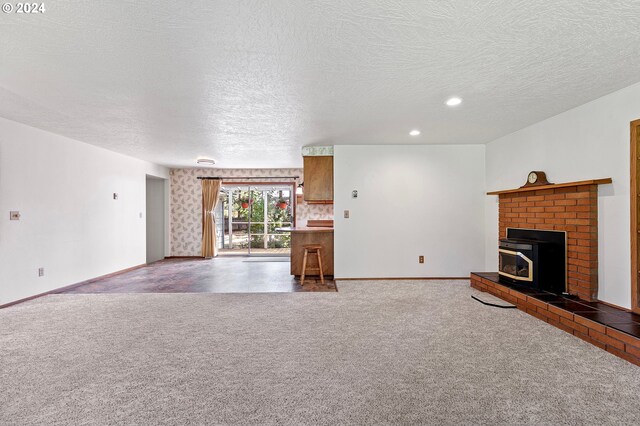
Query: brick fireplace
496 182 601 301
470 178 640 366
470 177 640 367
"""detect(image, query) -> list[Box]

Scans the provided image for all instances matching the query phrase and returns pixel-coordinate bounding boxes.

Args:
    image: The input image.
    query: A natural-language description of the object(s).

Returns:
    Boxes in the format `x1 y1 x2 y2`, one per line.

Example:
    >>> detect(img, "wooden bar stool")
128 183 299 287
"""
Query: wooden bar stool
300 244 324 286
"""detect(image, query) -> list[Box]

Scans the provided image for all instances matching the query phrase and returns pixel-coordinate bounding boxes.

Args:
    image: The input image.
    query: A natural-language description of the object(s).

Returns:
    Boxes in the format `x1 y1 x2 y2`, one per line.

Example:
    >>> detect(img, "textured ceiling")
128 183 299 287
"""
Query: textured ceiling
1 1 640 168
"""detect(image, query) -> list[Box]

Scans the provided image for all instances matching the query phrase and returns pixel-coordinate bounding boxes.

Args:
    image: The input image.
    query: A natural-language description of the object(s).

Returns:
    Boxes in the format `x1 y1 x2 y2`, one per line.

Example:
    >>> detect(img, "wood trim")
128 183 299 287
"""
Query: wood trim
164 256 204 259
631 119 640 314
0 263 147 309
335 277 469 281
306 219 333 227
487 178 612 195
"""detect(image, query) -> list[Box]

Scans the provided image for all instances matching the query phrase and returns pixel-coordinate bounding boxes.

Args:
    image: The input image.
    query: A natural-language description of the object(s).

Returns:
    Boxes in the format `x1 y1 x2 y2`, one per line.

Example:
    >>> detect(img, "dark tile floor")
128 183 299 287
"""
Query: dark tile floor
57 257 337 294
474 272 640 338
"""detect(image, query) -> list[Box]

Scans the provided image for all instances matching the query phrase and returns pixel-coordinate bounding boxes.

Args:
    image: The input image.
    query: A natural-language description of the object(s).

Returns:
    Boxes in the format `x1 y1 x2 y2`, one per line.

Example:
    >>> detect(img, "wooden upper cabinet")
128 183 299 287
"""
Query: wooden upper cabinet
303 156 333 203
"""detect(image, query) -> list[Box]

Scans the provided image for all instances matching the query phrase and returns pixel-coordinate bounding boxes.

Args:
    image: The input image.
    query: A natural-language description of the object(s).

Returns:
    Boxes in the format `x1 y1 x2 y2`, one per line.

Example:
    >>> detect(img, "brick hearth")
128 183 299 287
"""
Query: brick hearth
498 184 598 301
471 273 640 367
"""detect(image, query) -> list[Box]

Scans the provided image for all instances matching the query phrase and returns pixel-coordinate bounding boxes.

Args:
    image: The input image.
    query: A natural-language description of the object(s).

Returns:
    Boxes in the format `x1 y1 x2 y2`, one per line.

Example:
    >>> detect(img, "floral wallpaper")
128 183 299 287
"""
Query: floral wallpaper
170 168 334 256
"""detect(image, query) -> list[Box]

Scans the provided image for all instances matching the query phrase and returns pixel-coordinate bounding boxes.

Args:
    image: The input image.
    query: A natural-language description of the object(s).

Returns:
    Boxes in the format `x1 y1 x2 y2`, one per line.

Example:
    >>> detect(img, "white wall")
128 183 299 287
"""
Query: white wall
484 82 640 308
0 117 169 304
334 145 486 278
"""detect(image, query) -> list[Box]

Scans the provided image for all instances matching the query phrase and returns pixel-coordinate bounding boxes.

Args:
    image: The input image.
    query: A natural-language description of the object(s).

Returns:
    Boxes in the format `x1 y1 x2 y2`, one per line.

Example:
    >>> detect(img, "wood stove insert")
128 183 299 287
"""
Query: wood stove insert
499 228 566 294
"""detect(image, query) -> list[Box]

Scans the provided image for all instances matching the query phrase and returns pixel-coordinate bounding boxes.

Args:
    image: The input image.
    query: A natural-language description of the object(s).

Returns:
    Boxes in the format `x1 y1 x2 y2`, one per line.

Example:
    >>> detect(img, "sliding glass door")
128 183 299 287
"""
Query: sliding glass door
216 184 294 256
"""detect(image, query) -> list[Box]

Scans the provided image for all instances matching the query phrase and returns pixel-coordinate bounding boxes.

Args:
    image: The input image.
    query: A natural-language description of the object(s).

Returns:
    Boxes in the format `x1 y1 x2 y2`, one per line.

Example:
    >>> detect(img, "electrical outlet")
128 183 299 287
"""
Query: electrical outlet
419 256 424 264
344 210 350 219
38 267 44 277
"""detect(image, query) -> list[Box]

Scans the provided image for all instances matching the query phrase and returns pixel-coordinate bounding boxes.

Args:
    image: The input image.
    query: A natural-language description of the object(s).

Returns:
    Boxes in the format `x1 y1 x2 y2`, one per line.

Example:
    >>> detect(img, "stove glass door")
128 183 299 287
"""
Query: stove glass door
498 249 533 282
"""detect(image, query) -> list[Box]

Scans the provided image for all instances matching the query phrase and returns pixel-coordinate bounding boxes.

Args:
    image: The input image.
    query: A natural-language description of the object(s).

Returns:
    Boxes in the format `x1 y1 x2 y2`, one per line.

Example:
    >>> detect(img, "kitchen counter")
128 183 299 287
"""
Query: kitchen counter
283 227 334 277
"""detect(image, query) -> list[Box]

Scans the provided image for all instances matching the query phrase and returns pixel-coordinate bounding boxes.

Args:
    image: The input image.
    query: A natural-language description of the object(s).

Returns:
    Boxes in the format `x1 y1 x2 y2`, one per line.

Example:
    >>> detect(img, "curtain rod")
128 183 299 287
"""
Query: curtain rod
197 176 299 180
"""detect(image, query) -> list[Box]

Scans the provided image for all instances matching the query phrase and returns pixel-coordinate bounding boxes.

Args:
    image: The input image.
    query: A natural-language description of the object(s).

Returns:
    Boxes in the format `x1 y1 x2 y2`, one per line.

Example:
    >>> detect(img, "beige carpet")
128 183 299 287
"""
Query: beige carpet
1 280 640 425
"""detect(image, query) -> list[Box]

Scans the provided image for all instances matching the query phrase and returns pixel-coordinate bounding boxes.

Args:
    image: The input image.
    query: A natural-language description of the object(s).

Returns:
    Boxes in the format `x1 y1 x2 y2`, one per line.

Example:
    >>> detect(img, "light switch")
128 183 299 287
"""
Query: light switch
10 211 20 220
344 210 350 219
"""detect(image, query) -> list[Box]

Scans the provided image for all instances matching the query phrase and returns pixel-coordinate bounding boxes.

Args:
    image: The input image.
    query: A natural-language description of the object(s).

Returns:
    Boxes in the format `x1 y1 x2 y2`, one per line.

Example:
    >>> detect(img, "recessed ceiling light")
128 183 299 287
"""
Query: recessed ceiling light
445 97 462 107
409 130 421 136
196 158 216 165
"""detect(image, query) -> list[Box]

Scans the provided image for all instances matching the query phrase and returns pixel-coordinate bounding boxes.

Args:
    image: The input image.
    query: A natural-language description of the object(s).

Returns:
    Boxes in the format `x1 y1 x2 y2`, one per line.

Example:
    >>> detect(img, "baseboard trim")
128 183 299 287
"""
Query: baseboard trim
164 256 203 259
598 299 632 312
335 277 470 281
0 263 147 310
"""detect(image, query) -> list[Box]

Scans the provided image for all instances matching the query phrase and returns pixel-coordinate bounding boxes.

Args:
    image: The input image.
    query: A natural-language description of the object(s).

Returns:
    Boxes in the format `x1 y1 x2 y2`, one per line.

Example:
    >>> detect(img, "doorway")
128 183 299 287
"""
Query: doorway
146 176 166 263
216 183 295 256
631 119 640 313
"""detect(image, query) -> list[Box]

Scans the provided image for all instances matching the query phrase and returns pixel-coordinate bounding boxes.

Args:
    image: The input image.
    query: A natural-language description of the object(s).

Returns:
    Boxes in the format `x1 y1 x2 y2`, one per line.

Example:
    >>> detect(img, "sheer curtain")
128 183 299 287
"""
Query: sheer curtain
201 179 222 258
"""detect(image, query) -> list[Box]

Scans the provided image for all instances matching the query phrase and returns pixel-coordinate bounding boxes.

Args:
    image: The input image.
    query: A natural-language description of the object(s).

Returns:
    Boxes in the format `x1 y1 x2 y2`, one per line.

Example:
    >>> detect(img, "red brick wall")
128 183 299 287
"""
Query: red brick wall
498 185 598 301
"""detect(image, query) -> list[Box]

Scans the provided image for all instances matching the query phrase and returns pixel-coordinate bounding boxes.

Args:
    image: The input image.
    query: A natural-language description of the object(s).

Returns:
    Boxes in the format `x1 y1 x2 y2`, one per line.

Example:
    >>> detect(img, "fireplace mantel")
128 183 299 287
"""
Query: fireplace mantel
487 178 612 195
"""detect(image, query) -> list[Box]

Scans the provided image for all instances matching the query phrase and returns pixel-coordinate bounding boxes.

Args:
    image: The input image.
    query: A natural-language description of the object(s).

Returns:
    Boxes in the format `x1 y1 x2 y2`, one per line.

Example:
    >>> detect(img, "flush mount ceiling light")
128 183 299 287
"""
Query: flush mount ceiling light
445 97 462 107
196 158 216 166
409 129 421 136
